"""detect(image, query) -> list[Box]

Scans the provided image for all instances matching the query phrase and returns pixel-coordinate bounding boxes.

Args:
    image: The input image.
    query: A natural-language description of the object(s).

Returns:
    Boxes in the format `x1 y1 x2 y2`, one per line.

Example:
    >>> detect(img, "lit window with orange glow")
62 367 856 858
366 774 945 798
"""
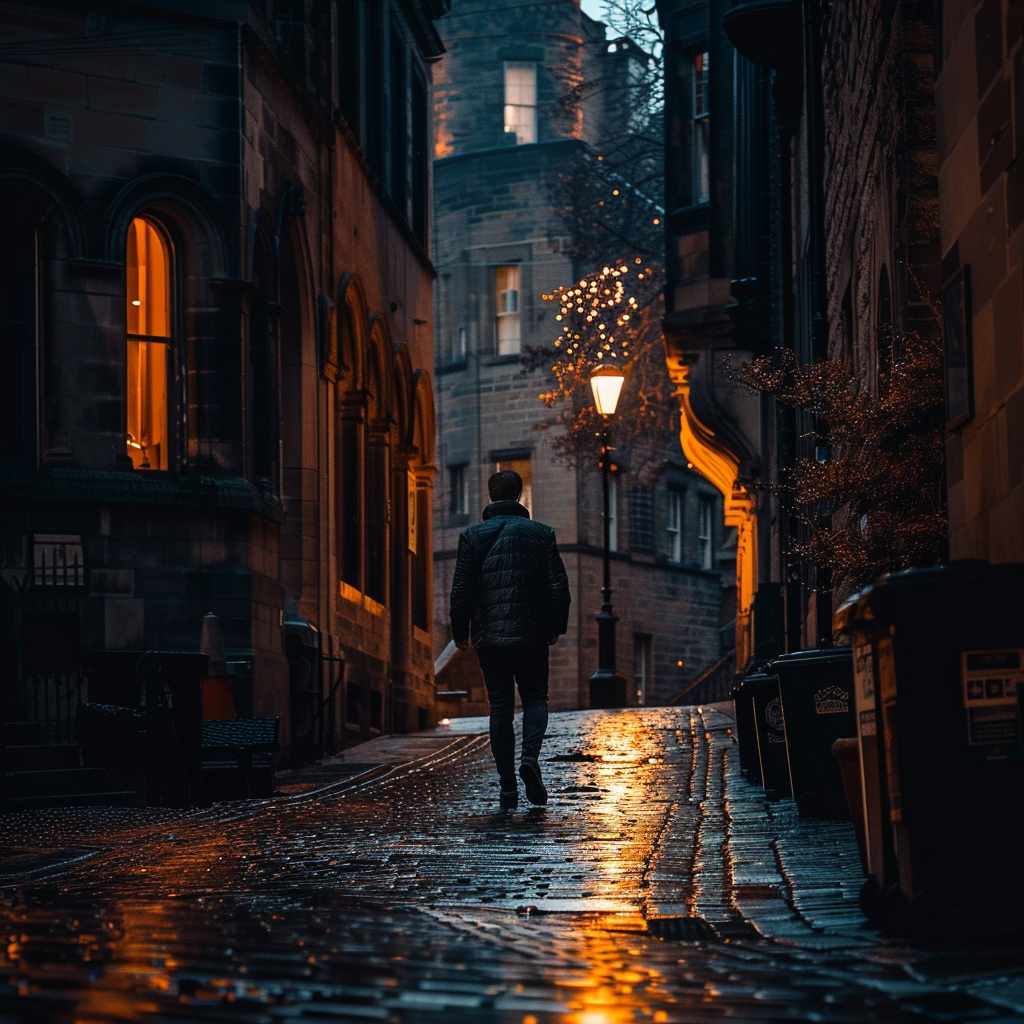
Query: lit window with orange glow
126 217 170 470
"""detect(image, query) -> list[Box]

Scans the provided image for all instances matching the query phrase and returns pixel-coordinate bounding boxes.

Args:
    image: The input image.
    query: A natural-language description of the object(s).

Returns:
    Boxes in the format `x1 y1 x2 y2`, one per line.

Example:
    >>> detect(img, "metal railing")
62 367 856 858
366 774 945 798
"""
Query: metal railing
16 546 86 744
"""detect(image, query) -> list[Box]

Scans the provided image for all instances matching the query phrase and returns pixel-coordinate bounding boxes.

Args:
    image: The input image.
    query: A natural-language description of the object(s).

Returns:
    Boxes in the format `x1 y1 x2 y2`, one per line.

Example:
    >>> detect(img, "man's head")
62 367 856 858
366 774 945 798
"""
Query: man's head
488 470 523 503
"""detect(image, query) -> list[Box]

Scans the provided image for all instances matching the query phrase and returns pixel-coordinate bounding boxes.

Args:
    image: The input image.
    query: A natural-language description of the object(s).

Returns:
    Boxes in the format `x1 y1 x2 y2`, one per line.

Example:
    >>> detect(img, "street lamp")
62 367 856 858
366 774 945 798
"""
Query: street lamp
588 365 628 709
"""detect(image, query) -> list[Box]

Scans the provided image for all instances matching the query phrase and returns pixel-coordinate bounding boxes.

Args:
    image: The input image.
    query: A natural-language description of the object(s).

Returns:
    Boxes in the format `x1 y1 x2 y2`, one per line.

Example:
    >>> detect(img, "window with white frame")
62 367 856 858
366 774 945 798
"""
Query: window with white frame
607 472 618 553
449 464 469 516
504 62 537 144
495 265 521 354
667 490 682 563
693 51 709 205
628 487 653 552
698 494 715 569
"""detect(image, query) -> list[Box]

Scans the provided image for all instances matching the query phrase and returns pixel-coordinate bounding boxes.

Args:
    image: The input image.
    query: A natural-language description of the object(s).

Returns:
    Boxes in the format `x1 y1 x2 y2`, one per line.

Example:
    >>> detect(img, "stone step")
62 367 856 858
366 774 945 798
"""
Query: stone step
4 790 142 810
5 744 81 772
4 767 110 798
3 721 43 746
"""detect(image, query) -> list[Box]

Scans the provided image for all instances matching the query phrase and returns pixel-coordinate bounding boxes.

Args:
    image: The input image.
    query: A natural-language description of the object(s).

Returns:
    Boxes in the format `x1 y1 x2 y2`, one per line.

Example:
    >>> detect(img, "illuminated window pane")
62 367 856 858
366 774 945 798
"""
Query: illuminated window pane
127 218 170 338
504 62 536 144
126 339 168 470
495 264 521 355
126 217 170 470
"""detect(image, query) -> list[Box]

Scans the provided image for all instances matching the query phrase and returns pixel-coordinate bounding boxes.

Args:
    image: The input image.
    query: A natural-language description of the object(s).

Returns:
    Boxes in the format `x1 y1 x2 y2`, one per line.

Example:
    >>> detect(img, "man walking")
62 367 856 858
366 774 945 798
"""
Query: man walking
450 470 571 811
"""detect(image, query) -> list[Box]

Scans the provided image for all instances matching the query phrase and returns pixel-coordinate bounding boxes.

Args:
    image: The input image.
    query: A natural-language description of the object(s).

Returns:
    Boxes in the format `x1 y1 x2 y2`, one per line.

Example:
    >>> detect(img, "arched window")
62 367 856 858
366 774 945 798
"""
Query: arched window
126 217 171 470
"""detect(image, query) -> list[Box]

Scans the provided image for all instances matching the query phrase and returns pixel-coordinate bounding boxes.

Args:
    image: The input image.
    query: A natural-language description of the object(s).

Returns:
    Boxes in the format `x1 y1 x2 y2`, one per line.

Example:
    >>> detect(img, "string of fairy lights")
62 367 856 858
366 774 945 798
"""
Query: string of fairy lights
534 255 666 414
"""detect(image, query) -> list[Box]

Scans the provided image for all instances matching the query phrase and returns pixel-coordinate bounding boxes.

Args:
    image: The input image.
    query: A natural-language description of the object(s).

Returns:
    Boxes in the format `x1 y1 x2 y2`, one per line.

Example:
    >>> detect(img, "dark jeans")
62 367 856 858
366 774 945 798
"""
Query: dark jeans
475 644 549 786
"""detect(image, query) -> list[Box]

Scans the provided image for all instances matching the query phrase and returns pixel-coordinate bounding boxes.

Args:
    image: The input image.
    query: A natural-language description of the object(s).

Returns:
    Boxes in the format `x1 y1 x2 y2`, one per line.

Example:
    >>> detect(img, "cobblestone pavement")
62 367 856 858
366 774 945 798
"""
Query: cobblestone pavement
2 704 1023 1023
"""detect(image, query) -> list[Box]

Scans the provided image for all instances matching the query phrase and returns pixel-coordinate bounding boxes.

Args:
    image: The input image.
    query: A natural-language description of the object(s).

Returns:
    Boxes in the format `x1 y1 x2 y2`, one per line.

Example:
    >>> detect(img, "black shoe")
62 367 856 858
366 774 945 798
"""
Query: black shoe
499 786 518 811
519 760 548 805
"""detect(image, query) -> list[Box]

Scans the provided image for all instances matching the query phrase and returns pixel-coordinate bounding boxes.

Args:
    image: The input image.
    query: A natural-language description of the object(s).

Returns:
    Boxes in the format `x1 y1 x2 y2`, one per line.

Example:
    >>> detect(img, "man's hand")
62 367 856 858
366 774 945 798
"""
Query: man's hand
547 633 559 646
455 637 470 652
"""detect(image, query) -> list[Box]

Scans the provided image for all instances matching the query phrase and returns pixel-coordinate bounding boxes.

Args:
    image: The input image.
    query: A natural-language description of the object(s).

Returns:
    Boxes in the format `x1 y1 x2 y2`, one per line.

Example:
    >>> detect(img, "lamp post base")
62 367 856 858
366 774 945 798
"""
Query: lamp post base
588 668 629 709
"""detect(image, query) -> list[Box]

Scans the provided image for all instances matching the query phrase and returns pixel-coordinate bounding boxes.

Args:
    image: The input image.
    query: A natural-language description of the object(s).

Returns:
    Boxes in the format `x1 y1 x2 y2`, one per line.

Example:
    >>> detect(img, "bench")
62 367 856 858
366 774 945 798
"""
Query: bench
201 717 280 799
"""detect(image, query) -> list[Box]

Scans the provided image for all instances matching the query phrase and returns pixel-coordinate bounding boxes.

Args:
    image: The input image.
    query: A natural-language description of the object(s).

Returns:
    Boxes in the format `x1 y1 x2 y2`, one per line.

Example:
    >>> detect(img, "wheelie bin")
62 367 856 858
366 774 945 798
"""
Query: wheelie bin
732 674 759 781
746 670 791 798
834 561 1024 936
772 648 856 818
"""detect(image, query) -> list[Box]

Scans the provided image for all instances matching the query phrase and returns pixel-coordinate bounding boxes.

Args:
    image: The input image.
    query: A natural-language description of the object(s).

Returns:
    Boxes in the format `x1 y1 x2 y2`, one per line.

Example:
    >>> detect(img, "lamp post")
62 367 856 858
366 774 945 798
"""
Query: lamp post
588 365 628 709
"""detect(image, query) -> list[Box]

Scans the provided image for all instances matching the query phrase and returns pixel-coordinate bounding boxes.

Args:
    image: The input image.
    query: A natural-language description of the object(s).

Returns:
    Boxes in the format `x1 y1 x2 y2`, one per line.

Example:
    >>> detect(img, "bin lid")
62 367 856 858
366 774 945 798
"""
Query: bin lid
738 670 779 687
835 560 1018 632
771 647 852 669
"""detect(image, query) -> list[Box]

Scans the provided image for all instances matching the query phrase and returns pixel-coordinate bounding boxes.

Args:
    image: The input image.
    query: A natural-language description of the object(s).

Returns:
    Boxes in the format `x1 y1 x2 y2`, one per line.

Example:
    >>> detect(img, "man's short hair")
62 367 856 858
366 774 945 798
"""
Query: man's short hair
489 470 523 502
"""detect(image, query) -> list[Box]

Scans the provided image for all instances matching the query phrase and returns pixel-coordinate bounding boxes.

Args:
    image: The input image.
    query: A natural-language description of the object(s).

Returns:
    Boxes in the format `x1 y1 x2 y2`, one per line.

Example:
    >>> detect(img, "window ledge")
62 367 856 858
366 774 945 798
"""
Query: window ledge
338 582 387 617
0 467 284 521
668 203 710 233
436 359 468 374
484 353 523 367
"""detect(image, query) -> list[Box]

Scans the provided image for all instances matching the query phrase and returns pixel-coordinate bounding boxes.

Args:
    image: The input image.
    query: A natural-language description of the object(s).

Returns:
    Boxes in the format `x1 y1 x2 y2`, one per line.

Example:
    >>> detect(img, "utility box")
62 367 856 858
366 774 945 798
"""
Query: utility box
835 561 1024 935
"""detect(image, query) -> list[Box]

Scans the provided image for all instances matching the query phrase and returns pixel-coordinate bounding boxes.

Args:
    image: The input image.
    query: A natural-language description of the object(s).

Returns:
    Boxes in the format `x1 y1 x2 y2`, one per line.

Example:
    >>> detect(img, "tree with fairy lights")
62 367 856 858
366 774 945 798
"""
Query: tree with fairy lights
522 258 676 483
727 322 947 594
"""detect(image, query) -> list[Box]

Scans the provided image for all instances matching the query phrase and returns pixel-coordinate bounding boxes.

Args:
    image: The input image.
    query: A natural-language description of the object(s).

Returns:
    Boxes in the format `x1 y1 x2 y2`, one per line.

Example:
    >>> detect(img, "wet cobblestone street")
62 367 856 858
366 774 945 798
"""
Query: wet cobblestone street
2 704 1023 1023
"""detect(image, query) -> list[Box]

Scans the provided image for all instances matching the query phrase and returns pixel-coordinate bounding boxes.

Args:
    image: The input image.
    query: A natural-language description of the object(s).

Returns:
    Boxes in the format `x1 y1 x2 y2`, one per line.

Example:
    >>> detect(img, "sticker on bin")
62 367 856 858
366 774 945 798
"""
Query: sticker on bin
814 685 850 714
765 698 786 741
961 649 1023 758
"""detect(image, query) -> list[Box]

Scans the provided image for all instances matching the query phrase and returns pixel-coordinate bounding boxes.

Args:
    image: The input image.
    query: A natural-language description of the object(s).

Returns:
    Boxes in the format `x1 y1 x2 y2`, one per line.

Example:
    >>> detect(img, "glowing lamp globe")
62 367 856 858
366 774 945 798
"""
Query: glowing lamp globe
589 364 625 416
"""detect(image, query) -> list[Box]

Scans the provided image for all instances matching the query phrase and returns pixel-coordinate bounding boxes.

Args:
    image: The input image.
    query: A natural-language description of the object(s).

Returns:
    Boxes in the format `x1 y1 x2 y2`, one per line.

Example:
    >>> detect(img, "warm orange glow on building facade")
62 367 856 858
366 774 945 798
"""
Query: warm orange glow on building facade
673 363 756 665
126 217 170 470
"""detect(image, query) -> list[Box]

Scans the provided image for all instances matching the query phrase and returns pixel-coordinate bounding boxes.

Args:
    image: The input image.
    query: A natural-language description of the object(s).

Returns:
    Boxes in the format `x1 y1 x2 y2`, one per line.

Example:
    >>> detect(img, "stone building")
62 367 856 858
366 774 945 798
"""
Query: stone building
0 0 445 772
936 0 1024 561
655 0 774 667
430 0 729 712
657 0 958 666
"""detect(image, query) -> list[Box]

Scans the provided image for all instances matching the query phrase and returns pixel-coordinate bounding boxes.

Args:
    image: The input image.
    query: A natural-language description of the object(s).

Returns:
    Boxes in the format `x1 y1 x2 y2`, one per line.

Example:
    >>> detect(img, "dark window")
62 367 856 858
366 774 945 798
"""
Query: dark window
449 464 468 516
339 417 363 586
366 1 385 174
412 485 429 629
0 210 36 464
249 246 279 491
629 487 654 552
275 0 306 79
692 51 709 204
666 489 682 563
389 20 408 212
370 688 383 731
346 682 362 725
365 439 388 604
339 0 361 132
411 66 429 245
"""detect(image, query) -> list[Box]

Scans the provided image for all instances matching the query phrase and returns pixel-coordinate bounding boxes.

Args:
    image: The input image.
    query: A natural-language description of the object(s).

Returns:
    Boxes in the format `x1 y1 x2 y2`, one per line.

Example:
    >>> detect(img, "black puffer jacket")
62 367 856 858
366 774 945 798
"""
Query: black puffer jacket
450 500 571 648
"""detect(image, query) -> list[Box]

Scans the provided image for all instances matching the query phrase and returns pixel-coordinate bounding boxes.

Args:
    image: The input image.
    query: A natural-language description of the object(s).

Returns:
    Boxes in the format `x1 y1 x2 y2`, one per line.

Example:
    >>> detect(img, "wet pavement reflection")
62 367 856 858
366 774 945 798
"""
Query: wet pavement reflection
3 706 1024 1022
